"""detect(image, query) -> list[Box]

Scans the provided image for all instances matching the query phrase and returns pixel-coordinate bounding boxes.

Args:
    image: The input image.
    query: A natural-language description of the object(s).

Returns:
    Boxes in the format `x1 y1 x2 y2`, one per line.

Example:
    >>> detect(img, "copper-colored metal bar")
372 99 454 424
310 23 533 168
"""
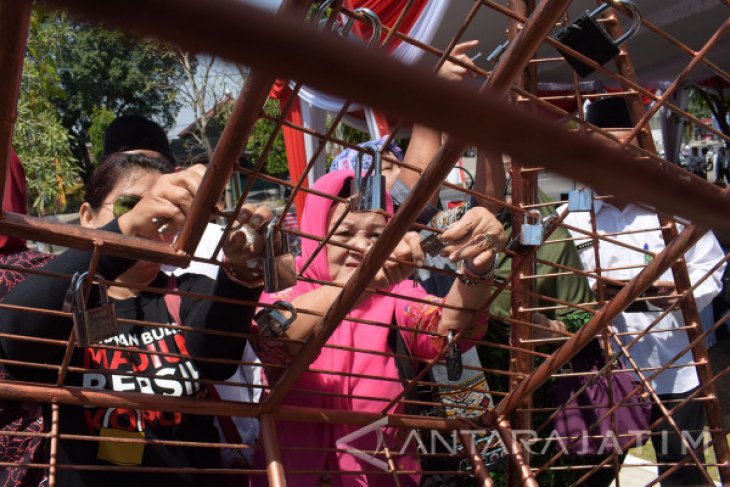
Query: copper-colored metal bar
608 333 714 482
0 378 486 431
564 365 730 486
537 300 730 478
0 211 189 266
0 0 31 205
620 18 730 149
490 222 707 422
49 402 59 487
174 70 274 254
502 1 546 478
481 0 730 145
660 222 730 483
261 414 287 487
606 8 730 478
495 415 539 487
213 79 306 259
56 242 103 386
45 0 730 237
458 431 494 487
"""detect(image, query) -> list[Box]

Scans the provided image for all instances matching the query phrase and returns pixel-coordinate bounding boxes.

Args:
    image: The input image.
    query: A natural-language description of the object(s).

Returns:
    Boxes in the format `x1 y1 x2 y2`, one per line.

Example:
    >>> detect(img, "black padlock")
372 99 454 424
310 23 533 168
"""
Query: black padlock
446 330 463 381
554 0 641 78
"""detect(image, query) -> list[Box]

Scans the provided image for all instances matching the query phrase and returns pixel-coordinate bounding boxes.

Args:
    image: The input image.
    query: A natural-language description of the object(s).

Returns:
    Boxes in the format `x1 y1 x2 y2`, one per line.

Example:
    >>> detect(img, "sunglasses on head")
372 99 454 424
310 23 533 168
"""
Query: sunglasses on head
112 194 142 218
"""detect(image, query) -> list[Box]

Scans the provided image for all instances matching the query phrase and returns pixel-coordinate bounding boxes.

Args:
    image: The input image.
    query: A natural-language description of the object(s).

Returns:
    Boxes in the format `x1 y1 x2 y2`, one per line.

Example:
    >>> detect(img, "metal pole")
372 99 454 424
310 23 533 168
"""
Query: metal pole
495 415 539 487
261 414 287 487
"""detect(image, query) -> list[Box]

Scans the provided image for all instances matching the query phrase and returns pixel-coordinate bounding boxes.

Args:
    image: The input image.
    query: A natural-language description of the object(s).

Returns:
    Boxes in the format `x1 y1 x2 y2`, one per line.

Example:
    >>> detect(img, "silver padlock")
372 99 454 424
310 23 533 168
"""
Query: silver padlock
263 217 297 293
519 211 544 246
568 189 593 212
70 272 119 347
350 142 386 213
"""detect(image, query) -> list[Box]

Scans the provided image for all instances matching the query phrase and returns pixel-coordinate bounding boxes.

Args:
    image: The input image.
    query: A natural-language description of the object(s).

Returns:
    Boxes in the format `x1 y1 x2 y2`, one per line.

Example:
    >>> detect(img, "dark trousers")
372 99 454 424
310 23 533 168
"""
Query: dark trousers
650 389 708 487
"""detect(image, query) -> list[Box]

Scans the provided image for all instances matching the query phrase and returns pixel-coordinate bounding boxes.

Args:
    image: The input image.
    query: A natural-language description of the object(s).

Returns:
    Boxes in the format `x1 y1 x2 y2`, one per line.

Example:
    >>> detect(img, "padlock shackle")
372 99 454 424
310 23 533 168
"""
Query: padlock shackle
265 216 281 258
73 271 110 310
588 0 641 46
311 0 334 24
102 407 143 432
341 8 381 47
358 141 383 176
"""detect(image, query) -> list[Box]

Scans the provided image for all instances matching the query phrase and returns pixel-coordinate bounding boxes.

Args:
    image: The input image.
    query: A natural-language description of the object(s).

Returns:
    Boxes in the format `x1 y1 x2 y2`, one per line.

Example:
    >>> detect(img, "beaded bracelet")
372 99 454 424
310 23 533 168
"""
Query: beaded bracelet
222 257 264 289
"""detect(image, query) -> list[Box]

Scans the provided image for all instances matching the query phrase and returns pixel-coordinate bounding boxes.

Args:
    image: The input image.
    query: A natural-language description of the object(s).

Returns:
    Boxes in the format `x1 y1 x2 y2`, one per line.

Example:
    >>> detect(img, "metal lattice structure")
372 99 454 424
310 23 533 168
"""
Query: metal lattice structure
0 0 729 485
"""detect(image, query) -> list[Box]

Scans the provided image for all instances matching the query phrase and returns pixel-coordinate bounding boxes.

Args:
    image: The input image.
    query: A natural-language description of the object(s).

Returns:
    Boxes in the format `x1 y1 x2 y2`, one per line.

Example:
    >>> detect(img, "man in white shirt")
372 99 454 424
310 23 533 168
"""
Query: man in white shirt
559 97 725 486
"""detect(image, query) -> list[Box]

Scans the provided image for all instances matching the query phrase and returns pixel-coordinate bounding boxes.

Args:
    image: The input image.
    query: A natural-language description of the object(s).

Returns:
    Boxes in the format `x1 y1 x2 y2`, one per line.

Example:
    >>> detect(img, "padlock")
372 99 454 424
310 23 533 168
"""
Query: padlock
97 407 145 465
519 211 544 246
70 272 119 347
554 0 641 78
446 330 463 381
254 301 298 337
314 2 382 48
262 217 297 293
62 272 82 313
568 188 594 212
350 142 386 213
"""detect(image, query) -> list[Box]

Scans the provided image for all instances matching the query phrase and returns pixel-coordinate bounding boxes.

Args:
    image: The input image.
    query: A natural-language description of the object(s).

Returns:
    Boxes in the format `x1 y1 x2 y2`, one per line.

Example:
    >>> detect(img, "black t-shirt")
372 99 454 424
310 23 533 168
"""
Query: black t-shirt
0 221 261 486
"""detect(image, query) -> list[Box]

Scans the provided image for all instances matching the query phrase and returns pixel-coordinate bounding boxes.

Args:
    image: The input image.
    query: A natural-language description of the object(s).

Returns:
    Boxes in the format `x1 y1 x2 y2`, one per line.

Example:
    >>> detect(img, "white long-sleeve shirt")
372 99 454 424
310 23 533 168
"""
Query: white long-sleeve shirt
559 200 725 394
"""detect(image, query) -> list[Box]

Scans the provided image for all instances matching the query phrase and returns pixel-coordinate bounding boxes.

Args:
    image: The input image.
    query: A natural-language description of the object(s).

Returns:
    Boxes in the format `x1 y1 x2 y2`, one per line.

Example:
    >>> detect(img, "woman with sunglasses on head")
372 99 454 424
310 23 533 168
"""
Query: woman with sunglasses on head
0 152 271 486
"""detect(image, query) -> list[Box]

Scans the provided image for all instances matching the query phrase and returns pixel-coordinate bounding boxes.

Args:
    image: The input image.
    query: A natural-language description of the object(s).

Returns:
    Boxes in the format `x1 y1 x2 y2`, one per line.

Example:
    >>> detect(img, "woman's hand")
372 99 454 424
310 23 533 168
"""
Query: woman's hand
221 204 275 283
371 232 425 289
118 164 206 239
438 207 506 274
439 40 479 82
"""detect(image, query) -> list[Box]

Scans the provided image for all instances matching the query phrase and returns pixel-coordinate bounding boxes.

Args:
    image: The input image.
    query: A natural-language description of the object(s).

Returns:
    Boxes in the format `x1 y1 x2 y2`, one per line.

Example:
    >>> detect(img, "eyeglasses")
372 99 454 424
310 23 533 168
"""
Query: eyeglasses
111 194 142 218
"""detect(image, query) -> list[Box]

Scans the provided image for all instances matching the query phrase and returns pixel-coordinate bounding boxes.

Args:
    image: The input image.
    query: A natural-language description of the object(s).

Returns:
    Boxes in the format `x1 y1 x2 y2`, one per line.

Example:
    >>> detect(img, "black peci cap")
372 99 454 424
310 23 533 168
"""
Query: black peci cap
585 97 634 129
103 115 175 162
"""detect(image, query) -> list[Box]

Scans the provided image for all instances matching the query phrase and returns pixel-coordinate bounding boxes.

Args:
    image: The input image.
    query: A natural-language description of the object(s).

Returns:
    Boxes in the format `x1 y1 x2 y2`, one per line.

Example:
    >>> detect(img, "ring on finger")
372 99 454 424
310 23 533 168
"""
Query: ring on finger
475 233 496 250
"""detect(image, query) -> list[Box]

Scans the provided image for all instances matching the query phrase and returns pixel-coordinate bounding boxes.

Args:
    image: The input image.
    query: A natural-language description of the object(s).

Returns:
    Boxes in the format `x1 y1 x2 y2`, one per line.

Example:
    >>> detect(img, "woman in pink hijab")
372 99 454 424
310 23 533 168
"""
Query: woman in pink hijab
251 170 504 486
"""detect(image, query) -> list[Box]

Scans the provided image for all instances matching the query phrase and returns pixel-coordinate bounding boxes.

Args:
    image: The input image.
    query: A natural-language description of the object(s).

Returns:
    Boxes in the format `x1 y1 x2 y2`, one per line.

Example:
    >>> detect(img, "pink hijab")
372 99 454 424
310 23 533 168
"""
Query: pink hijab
260 169 429 329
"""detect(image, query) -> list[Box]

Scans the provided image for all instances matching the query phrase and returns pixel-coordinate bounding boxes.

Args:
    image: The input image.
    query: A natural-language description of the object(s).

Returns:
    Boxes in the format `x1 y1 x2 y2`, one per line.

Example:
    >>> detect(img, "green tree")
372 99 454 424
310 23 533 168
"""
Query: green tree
692 83 730 146
87 106 116 164
39 10 185 176
246 98 289 176
13 10 79 216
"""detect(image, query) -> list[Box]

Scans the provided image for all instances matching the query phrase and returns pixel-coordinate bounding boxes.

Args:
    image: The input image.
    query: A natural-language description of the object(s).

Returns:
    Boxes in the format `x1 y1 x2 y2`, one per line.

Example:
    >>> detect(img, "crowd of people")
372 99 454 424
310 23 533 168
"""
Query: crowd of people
0 43 727 487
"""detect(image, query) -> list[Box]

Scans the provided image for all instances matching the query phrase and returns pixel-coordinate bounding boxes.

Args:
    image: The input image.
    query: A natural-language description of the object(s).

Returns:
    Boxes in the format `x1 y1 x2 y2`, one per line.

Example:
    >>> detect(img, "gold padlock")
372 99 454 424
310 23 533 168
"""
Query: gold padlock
97 408 145 465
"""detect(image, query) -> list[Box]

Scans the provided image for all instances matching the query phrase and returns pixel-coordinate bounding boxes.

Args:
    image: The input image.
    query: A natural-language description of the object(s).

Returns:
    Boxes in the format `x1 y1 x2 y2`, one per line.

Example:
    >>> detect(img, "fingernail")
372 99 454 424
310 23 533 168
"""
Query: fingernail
449 252 458 262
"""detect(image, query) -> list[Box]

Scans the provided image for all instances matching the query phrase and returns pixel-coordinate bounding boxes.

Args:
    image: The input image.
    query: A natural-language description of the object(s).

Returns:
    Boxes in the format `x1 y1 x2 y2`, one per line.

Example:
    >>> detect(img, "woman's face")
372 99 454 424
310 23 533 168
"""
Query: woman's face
326 202 386 282
80 167 161 229
79 167 163 286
